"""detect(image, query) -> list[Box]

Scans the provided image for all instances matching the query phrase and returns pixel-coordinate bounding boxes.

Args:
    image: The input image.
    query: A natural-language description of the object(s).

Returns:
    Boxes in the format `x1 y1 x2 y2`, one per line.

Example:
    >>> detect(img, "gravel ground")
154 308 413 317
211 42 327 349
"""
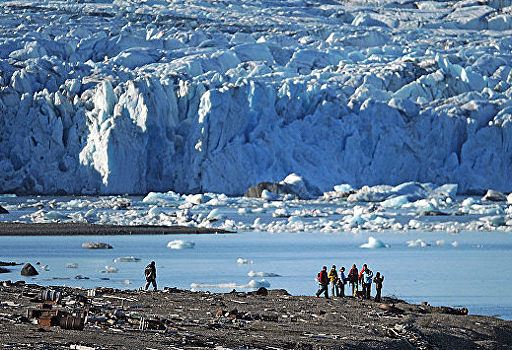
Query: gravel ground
0 282 511 350
0 223 231 236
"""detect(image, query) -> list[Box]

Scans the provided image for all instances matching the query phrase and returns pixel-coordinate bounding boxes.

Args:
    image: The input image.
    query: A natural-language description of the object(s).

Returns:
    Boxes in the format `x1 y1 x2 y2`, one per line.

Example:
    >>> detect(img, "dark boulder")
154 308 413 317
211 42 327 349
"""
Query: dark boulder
0 267 9 273
21 263 38 276
245 181 298 199
482 189 507 202
0 205 8 214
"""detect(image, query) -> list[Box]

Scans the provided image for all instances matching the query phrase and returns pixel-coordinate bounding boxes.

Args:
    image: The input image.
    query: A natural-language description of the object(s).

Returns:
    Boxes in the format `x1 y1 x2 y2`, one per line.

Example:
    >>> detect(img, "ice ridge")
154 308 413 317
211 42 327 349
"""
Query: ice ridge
1 0 512 195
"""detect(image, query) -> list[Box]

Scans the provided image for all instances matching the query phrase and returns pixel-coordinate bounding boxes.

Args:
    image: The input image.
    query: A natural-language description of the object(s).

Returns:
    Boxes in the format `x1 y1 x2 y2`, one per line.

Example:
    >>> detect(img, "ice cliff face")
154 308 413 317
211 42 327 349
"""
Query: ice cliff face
1 0 512 195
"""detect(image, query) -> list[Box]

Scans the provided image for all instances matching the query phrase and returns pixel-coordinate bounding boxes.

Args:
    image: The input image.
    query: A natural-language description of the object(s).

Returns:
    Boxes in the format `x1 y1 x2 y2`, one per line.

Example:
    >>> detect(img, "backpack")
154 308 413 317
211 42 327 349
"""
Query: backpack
318 271 326 284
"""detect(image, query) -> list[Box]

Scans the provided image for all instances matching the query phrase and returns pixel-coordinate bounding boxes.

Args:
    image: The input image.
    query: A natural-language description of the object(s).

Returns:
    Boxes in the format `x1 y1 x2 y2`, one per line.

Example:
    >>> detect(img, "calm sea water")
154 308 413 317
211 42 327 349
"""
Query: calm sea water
1 230 511 320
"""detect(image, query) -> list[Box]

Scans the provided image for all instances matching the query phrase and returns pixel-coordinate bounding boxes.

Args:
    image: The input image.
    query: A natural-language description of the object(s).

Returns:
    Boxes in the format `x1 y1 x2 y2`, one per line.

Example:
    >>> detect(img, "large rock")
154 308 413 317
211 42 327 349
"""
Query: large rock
482 189 507 202
0 205 8 214
82 242 113 249
244 181 297 199
21 263 38 276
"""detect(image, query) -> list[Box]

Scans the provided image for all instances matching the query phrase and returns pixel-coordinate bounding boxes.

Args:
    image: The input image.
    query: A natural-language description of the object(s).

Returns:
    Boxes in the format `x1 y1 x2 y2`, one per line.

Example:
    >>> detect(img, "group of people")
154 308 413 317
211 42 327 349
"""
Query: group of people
316 264 384 302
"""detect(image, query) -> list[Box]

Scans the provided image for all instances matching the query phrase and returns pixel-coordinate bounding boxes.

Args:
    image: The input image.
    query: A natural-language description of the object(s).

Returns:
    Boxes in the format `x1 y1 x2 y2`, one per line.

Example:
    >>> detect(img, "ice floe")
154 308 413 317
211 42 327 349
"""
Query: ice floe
360 237 389 249
237 258 254 264
167 240 195 249
247 271 281 277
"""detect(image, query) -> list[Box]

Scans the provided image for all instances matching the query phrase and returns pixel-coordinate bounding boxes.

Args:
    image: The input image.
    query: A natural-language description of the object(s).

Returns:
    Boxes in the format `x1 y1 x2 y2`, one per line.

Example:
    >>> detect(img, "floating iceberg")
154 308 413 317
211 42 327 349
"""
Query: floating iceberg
248 271 282 277
113 256 141 262
103 266 118 273
407 239 430 247
360 237 389 249
66 263 78 268
237 258 254 264
167 240 195 249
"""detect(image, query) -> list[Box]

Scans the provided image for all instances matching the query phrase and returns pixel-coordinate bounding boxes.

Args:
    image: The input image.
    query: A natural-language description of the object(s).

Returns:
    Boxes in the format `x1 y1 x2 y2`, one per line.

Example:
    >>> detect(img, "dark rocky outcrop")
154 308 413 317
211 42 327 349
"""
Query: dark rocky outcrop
482 189 507 202
0 205 8 214
21 263 38 276
82 242 113 249
244 181 298 199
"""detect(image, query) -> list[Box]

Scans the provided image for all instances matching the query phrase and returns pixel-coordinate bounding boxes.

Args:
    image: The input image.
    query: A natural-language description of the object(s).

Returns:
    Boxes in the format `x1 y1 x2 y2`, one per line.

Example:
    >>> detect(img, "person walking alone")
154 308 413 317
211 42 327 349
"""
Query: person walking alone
374 272 384 302
316 266 329 298
144 261 157 291
328 265 339 297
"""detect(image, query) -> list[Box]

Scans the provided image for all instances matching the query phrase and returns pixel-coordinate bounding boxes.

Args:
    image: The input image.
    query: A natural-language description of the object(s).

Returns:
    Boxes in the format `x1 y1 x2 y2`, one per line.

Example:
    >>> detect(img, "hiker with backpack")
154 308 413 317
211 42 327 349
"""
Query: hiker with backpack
316 266 329 298
348 264 359 296
144 261 157 291
328 265 339 297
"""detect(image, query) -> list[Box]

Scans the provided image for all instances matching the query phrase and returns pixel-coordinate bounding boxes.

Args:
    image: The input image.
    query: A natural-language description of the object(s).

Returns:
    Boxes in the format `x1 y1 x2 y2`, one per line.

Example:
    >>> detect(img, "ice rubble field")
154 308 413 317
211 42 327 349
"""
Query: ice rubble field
3 180 512 235
1 0 512 196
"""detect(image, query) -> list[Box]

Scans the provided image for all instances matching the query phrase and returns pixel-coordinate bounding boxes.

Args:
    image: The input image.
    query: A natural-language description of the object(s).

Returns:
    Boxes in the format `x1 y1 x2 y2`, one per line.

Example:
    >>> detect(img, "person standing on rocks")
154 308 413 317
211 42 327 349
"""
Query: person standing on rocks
144 261 157 291
374 272 384 302
316 266 329 298
338 267 347 297
362 268 373 300
348 264 358 296
358 263 367 288
328 265 339 297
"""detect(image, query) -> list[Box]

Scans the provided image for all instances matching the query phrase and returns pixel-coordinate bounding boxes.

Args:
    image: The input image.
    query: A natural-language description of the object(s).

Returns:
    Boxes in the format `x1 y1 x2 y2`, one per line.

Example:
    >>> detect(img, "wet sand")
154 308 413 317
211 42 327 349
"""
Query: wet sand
0 222 233 236
0 281 511 349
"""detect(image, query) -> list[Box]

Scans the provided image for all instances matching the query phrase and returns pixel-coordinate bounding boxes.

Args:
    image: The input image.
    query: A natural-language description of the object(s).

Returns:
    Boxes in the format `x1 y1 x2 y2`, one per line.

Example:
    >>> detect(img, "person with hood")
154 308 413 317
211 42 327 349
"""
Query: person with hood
316 266 329 298
348 264 359 296
328 265 339 297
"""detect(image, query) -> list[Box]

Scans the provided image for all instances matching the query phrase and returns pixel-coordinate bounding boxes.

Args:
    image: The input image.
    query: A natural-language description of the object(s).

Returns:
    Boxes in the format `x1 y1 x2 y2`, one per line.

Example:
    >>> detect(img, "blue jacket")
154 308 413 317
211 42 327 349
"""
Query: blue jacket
363 271 373 284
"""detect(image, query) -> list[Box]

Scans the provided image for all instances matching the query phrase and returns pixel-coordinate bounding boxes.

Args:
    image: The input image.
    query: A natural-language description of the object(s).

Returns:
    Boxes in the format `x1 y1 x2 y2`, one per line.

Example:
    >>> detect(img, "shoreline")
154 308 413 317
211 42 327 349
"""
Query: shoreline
0 281 510 349
0 222 234 236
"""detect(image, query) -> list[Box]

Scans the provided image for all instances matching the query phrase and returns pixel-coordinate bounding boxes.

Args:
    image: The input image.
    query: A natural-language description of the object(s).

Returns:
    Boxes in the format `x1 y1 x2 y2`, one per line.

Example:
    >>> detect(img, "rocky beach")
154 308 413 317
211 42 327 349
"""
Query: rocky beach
0 281 511 350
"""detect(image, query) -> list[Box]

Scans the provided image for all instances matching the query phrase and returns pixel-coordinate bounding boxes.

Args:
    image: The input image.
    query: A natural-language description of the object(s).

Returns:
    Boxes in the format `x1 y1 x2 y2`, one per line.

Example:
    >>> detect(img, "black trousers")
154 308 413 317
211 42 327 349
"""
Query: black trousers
145 279 157 290
363 283 371 299
316 284 328 298
375 287 382 302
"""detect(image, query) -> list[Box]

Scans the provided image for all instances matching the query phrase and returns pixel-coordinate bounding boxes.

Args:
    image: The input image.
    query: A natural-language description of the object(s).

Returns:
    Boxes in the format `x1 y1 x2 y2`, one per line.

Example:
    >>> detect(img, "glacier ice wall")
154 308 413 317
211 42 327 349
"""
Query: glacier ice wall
1 0 512 195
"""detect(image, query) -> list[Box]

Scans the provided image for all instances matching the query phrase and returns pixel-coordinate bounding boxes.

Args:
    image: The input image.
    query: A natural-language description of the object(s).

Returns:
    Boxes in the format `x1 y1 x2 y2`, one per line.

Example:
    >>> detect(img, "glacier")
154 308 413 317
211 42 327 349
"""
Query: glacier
1 0 512 195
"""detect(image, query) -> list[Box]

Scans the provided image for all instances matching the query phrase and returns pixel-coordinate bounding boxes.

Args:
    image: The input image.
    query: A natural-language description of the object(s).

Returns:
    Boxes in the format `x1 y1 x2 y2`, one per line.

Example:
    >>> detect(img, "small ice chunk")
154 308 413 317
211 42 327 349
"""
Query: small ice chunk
104 265 118 273
82 242 113 249
207 208 224 220
237 258 253 264
113 256 141 262
436 240 445 246
381 195 410 208
66 263 79 268
407 239 429 247
248 271 281 277
480 215 506 226
167 240 195 249
451 241 459 247
247 279 270 288
120 280 132 285
273 208 290 217
360 237 389 248
334 184 354 192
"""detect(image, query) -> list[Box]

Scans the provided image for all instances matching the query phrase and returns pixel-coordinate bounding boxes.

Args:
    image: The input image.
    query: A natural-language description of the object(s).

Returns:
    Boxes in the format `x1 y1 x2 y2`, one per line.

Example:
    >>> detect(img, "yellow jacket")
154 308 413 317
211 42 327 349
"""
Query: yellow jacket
328 268 338 282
